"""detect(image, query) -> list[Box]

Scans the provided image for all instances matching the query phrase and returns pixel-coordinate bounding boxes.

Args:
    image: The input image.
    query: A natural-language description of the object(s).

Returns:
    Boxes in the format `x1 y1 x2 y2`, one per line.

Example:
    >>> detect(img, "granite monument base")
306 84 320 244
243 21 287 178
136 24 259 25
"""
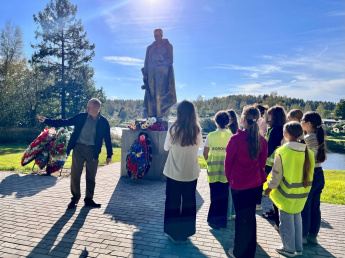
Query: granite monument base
121 129 168 181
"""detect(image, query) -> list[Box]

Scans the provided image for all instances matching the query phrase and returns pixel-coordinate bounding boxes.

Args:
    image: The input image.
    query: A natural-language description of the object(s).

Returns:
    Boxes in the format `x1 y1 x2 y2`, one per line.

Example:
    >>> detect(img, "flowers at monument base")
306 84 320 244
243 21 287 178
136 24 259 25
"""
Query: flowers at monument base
21 127 70 174
128 117 165 131
126 132 152 180
332 128 340 133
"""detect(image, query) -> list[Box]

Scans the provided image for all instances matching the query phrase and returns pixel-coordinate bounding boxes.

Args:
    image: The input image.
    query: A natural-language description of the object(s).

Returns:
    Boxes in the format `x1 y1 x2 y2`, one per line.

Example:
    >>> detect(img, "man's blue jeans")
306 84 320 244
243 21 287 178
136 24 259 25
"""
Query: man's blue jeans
301 167 325 237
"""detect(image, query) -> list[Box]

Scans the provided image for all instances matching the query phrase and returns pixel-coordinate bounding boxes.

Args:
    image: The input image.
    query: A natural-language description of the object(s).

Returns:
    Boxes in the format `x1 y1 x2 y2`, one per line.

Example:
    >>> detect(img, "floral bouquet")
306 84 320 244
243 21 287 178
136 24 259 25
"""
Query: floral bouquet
128 117 165 131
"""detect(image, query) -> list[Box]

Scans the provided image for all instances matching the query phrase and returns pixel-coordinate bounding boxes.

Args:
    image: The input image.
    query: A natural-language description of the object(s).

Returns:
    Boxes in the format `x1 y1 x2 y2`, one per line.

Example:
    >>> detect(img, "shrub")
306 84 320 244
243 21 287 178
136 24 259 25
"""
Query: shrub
0 127 42 144
111 132 122 148
200 118 217 134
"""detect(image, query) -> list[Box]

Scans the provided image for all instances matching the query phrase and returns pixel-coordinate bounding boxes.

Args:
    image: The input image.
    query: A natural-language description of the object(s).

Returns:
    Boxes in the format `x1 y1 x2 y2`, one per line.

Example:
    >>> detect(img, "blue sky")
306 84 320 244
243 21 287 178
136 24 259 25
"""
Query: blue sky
1 0 344 103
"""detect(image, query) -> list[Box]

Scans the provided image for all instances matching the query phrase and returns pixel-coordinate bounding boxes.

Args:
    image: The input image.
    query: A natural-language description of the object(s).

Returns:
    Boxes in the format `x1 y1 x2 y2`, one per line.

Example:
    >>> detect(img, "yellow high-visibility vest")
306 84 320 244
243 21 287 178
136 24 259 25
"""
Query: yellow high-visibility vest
270 145 315 214
206 131 232 183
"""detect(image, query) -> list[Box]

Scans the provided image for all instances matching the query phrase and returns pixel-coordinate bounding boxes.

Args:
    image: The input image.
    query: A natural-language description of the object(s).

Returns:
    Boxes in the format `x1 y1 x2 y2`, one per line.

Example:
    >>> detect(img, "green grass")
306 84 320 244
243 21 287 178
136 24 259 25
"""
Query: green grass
0 143 121 172
322 170 345 205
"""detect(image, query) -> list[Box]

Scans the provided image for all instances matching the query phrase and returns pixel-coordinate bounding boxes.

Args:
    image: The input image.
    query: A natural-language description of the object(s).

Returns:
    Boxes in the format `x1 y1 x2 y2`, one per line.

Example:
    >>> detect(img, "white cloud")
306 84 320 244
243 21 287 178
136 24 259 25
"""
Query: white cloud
211 82 216 86
237 83 262 92
103 56 144 66
177 83 187 89
111 95 118 99
326 11 345 17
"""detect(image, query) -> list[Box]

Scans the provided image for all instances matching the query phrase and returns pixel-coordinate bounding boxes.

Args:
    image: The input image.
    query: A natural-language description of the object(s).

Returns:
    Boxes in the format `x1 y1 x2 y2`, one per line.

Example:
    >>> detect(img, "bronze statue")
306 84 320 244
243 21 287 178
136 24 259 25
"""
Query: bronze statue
141 28 176 121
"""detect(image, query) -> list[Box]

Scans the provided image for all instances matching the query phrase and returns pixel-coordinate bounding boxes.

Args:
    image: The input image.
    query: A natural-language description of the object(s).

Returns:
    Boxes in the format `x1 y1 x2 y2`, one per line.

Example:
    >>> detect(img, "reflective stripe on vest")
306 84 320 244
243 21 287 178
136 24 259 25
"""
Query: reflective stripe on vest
270 145 315 214
206 130 232 183
266 127 279 167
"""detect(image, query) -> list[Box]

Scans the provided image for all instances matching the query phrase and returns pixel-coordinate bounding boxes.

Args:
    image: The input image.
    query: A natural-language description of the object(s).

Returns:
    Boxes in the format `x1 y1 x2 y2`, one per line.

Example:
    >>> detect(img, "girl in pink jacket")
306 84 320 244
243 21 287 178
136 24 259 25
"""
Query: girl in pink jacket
225 105 268 258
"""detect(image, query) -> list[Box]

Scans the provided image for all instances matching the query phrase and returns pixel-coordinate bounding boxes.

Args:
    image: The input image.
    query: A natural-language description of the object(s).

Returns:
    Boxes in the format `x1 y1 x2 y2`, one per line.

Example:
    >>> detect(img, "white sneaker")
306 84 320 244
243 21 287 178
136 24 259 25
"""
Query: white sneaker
227 216 232 221
228 248 236 258
275 247 295 257
295 251 303 256
256 204 263 211
231 215 236 219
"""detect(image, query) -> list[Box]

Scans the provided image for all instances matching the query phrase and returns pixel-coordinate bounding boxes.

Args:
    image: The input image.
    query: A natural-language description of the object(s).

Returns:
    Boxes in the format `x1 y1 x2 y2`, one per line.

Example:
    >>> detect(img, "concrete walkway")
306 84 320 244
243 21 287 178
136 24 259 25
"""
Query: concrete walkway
0 163 344 258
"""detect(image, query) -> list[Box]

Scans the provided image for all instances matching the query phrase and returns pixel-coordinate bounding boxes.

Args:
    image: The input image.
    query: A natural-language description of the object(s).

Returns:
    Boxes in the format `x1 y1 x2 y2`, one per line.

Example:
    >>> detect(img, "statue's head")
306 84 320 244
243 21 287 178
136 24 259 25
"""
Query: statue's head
154 28 163 43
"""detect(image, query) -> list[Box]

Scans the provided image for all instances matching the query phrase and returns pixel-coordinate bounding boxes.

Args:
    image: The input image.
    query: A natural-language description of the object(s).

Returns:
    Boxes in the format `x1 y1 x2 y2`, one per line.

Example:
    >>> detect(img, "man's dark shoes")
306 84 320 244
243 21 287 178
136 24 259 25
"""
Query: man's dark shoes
67 201 77 209
84 199 101 208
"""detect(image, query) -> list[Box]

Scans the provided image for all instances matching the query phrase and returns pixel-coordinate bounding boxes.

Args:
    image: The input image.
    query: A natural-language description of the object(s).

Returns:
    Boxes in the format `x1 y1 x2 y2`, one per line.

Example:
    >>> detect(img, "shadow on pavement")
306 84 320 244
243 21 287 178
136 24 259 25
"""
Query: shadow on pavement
0 173 57 198
104 176 207 257
28 207 92 258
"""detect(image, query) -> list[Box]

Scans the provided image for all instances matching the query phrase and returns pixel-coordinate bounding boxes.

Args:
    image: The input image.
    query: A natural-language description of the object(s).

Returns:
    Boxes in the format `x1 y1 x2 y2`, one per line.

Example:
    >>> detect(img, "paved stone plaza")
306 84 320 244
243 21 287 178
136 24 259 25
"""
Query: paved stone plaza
0 163 344 257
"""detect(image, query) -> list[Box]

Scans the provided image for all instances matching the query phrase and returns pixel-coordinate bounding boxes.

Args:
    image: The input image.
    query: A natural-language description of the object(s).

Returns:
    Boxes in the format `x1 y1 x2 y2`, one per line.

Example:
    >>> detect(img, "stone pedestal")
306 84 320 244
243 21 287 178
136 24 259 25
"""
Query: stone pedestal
121 129 168 181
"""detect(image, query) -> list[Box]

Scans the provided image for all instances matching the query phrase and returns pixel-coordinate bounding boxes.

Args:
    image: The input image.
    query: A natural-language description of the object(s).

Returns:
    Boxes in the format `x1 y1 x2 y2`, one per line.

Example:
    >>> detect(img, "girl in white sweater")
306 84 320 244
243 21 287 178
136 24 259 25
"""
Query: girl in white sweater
163 100 203 244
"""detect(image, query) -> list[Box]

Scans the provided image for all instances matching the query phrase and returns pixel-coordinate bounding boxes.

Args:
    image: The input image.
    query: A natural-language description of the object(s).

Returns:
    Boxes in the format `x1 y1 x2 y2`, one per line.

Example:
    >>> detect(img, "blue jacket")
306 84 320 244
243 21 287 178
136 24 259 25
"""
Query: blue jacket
45 113 113 160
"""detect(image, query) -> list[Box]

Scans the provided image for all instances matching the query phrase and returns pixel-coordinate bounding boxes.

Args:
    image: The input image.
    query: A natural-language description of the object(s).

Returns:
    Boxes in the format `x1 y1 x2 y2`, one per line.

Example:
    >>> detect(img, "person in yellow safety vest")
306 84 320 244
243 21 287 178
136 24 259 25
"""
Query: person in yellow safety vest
258 105 286 213
203 110 232 230
265 122 315 257
262 108 303 230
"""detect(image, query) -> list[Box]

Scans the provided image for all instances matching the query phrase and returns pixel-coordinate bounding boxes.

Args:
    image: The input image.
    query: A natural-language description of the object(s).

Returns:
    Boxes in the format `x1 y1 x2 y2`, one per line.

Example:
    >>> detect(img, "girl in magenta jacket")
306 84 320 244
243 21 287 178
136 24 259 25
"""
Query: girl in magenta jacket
224 105 268 258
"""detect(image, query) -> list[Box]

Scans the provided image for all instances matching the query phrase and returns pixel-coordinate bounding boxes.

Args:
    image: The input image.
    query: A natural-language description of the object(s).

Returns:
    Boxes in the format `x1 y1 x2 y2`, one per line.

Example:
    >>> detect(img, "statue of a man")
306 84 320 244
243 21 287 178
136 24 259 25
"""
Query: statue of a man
141 28 176 121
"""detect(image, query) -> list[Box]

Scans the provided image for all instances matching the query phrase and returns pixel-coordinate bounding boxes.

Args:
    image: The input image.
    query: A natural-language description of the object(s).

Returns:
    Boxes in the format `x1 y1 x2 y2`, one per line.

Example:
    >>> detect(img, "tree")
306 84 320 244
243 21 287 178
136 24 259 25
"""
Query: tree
334 99 345 119
0 21 27 127
316 103 325 117
31 0 96 118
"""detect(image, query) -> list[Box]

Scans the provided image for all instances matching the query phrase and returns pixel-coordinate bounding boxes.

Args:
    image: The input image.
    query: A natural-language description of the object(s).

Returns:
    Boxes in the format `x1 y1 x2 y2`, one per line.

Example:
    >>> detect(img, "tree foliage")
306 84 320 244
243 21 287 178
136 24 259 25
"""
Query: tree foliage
31 0 99 118
334 99 345 119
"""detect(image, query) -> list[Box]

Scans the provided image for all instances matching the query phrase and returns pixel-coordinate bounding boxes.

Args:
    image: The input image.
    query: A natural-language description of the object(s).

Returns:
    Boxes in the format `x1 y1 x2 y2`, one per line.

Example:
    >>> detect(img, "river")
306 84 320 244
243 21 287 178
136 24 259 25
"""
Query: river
111 127 345 171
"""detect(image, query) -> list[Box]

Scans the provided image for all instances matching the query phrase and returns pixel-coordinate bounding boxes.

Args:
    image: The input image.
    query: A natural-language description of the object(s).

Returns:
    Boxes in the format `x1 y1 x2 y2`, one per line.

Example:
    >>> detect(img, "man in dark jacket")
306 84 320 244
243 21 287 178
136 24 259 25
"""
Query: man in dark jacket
38 98 112 209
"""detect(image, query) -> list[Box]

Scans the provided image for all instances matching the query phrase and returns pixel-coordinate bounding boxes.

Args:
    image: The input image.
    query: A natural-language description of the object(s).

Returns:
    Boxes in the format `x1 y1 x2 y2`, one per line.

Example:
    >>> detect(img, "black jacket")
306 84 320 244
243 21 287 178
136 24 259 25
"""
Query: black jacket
45 113 113 160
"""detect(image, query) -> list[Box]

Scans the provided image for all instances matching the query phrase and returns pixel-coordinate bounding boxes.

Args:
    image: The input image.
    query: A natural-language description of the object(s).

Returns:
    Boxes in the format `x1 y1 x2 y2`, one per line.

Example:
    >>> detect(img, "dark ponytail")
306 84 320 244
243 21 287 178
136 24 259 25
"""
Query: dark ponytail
243 106 261 160
284 121 311 188
303 112 326 163
303 146 311 188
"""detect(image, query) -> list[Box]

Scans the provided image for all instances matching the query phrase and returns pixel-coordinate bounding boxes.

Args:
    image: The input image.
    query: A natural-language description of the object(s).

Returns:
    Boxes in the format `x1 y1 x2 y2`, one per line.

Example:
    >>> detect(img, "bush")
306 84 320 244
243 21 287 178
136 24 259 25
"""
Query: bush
111 132 122 147
0 127 42 144
200 118 217 134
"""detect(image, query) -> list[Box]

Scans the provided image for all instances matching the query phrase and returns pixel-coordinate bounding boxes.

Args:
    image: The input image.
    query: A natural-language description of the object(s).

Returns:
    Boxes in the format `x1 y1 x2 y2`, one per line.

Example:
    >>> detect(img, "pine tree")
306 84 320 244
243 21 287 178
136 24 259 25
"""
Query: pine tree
31 0 97 118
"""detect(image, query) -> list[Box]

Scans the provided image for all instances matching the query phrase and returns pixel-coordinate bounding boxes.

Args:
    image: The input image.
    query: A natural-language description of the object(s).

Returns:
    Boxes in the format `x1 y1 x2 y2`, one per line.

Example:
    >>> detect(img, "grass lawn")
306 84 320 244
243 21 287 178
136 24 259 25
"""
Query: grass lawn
0 143 121 172
321 170 345 205
1 144 344 205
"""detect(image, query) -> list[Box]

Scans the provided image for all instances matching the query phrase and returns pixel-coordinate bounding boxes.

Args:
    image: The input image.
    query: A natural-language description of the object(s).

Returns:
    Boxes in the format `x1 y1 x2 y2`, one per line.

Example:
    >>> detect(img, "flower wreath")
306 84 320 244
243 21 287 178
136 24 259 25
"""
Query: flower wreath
126 132 152 180
21 127 70 174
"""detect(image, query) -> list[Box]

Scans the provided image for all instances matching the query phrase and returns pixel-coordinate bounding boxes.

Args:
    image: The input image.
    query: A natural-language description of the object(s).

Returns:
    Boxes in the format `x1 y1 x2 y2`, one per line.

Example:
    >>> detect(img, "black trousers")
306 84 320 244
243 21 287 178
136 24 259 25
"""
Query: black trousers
164 177 197 240
232 185 262 258
207 182 229 227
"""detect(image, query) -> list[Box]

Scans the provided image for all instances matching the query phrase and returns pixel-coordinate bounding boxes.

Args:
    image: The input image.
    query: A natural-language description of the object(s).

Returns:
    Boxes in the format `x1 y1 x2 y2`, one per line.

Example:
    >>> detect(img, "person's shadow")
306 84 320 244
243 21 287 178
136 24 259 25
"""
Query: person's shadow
27 207 92 258
0 173 57 198
104 176 207 257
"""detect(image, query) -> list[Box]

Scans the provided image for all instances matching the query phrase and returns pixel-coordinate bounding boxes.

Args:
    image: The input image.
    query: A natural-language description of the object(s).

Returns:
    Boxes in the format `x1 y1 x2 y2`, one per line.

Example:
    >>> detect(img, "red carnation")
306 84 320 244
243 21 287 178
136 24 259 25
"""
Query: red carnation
59 143 64 148
58 149 64 154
